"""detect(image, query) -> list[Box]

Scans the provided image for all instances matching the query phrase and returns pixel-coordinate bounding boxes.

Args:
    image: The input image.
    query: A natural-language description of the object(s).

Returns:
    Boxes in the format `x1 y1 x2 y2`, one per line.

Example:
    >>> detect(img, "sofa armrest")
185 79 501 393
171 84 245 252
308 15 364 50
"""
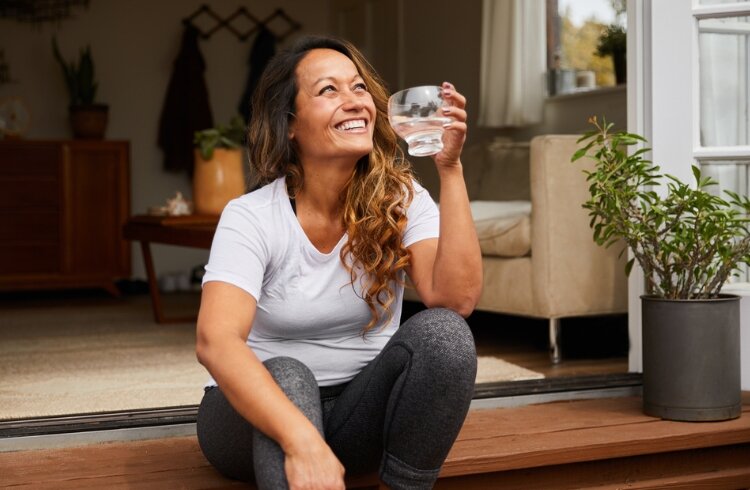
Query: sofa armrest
529 135 628 318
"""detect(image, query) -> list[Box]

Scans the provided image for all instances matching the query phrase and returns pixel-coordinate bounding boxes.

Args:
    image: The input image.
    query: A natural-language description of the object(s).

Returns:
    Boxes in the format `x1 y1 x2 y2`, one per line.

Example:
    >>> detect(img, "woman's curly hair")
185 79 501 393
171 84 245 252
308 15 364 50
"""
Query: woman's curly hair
246 35 415 333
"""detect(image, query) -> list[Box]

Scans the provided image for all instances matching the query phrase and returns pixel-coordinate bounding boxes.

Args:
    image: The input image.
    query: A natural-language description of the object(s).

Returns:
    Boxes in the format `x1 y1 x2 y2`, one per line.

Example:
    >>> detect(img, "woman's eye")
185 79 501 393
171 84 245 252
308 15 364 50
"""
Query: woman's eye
319 85 336 95
354 83 368 92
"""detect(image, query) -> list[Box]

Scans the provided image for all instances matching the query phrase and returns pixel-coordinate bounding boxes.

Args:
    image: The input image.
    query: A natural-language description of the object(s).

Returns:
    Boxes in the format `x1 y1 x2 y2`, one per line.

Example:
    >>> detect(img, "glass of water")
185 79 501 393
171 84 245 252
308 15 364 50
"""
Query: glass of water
388 85 451 157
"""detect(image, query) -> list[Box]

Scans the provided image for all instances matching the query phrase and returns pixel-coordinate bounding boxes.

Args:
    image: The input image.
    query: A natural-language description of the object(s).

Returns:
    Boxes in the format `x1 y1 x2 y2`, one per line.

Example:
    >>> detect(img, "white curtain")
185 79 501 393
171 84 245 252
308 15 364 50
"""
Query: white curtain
478 0 546 127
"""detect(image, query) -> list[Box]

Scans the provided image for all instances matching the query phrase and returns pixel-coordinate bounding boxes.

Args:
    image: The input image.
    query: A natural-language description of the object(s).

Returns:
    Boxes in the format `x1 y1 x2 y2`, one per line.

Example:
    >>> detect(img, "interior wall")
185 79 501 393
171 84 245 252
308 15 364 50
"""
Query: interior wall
0 0 331 282
0 0 627 282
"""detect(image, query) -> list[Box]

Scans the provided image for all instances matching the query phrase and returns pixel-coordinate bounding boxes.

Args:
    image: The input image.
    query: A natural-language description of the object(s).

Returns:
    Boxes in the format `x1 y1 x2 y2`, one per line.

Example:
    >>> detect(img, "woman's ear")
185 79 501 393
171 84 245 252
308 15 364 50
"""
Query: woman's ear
288 113 296 140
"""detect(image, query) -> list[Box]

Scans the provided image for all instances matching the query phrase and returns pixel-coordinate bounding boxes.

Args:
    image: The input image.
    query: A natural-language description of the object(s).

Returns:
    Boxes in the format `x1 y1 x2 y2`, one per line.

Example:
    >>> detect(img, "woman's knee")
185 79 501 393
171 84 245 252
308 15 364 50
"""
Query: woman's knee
263 357 322 423
401 308 477 377
263 356 317 392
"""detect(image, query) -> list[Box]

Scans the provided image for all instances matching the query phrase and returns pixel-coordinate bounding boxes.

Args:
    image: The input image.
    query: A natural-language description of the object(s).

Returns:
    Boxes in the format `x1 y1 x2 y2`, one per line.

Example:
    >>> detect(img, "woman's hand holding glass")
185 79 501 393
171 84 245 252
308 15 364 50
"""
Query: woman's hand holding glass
387 82 466 169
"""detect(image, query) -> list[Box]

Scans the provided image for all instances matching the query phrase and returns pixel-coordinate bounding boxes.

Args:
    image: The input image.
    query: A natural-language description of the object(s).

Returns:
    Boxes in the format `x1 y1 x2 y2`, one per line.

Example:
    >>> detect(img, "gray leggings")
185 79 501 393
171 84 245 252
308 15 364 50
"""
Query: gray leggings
196 308 477 489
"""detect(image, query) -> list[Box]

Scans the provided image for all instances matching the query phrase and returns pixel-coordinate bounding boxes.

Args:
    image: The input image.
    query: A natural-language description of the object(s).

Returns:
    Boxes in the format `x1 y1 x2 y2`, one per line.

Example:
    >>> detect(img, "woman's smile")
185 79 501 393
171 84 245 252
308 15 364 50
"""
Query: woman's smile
334 118 368 133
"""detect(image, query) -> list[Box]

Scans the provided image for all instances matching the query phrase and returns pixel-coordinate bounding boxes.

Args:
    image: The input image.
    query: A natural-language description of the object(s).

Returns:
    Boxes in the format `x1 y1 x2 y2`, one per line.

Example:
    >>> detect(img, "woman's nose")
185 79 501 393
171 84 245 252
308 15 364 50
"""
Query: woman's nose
341 92 365 110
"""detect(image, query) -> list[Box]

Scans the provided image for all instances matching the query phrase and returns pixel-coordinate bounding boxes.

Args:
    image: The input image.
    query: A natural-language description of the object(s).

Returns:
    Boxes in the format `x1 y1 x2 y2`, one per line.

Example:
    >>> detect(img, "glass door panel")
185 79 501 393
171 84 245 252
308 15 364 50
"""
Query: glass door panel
698 16 750 147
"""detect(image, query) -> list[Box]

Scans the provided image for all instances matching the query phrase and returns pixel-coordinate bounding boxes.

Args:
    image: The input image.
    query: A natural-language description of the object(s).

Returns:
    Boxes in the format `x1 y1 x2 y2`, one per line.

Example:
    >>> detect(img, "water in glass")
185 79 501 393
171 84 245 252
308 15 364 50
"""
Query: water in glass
388 86 451 157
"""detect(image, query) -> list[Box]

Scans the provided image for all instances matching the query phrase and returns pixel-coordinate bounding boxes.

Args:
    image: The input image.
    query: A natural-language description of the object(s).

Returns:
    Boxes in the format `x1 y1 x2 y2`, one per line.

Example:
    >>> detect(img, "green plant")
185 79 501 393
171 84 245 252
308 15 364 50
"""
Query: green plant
52 37 98 106
595 24 626 57
572 117 750 299
194 115 246 160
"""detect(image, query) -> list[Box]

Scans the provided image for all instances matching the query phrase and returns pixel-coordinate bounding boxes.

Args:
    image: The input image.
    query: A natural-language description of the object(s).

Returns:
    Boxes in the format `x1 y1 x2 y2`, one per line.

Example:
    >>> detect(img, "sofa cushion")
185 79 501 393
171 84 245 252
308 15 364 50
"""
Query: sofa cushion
470 200 531 257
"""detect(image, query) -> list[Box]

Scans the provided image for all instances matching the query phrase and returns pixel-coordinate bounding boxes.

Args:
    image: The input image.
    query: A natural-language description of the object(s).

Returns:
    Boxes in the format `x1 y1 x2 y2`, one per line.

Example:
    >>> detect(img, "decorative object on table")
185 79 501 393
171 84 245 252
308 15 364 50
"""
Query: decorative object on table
595 24 626 85
52 37 108 139
192 115 246 215
157 23 213 176
0 96 31 139
573 116 748 421
148 191 193 217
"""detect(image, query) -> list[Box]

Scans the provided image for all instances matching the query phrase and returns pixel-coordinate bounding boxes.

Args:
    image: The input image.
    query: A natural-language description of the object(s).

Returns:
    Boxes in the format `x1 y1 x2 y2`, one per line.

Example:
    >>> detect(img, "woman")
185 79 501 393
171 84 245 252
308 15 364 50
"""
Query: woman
196 35 482 490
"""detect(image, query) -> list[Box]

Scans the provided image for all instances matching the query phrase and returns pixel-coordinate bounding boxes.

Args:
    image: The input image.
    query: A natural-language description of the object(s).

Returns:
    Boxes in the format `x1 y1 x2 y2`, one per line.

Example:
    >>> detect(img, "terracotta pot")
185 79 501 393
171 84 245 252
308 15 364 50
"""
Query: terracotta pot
70 104 109 139
193 148 246 215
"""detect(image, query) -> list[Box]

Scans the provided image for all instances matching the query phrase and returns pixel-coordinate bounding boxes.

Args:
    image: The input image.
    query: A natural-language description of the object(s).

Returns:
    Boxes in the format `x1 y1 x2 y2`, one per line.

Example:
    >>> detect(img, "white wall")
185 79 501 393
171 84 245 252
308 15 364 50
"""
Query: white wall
0 0 331 281
1 0 624 281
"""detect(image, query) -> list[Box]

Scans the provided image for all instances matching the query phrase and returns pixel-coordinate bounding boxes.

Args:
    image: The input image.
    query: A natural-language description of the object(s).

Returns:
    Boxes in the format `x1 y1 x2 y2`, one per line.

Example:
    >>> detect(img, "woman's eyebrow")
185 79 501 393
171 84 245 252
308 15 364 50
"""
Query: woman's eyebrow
312 74 363 86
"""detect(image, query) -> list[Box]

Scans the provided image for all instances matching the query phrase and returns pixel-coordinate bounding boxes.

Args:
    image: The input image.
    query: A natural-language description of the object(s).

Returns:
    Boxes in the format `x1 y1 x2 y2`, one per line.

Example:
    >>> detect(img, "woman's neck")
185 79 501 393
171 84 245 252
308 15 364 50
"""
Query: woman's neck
296 158 355 219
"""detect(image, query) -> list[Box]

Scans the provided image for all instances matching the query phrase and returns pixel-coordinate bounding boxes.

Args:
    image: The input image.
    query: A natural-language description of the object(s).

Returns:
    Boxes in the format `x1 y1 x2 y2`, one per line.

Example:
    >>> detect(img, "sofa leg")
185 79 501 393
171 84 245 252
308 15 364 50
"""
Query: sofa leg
549 318 562 364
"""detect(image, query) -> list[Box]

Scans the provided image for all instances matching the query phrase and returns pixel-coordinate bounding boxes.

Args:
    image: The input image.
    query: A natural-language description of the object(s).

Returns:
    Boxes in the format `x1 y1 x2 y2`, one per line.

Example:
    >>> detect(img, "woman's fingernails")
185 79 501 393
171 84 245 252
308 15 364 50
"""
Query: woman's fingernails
442 107 451 114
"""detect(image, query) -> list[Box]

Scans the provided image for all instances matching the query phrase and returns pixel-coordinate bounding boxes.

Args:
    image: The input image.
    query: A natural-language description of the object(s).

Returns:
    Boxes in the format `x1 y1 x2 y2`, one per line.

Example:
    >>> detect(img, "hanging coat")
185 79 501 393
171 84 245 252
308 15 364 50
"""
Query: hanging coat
238 26 276 124
158 24 213 175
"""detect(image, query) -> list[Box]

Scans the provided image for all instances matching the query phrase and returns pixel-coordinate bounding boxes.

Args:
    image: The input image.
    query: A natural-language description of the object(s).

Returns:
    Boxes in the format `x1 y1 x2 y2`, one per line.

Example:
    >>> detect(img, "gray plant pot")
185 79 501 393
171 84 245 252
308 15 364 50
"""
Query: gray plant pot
642 294 741 421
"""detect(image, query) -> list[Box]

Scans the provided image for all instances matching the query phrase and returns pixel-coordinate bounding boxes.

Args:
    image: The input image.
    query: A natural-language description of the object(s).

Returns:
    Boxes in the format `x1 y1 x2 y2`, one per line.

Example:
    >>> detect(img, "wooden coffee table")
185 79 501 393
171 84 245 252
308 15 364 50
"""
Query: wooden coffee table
123 215 219 323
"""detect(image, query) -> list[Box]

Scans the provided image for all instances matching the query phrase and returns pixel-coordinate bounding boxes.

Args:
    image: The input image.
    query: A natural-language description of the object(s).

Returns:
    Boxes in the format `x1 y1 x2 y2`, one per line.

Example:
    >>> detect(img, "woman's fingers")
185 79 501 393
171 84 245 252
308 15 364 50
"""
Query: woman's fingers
442 81 466 109
432 82 467 166
442 105 467 124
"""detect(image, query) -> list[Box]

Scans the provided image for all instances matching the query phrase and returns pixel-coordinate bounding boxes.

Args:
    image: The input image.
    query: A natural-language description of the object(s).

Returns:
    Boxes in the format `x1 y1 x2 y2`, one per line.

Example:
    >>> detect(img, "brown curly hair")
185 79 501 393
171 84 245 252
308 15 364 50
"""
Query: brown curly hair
246 35 415 333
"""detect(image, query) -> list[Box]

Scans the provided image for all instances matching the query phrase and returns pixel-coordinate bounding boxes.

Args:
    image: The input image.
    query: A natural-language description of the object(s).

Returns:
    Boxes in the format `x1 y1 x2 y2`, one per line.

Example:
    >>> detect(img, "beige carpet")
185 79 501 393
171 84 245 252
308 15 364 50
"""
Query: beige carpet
0 296 543 420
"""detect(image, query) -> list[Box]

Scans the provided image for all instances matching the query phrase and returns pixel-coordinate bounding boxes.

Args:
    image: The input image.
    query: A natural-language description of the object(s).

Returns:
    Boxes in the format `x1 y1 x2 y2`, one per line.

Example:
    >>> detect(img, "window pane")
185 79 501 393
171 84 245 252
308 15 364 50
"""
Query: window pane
701 161 750 281
548 0 626 95
699 16 750 147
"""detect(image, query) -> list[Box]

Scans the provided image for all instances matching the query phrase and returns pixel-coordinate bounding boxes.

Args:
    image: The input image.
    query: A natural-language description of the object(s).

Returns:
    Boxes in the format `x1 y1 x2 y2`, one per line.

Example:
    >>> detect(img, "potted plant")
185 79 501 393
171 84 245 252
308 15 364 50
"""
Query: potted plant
573 117 747 421
595 24 626 85
52 38 108 139
192 115 247 215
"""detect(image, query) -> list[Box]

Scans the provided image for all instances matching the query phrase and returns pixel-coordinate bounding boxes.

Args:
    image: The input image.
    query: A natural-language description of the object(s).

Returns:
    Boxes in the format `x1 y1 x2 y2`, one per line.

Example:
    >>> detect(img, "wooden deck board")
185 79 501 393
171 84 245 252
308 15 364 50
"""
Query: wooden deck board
3 394 750 489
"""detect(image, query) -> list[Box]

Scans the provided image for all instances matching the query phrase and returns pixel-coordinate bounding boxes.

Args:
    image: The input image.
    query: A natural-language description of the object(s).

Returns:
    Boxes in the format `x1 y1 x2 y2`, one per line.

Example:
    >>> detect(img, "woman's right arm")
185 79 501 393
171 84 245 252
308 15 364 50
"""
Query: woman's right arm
196 281 345 489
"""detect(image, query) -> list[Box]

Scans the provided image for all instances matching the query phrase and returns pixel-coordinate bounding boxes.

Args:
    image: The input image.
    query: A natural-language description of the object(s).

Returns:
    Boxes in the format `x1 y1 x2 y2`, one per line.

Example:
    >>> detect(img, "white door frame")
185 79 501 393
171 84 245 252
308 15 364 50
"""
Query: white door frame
626 0 750 373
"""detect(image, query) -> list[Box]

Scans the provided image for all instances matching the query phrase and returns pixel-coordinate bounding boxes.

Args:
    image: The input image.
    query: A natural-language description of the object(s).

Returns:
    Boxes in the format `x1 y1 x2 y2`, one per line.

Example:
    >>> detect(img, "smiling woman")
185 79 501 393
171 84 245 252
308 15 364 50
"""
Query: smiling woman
194 35 482 489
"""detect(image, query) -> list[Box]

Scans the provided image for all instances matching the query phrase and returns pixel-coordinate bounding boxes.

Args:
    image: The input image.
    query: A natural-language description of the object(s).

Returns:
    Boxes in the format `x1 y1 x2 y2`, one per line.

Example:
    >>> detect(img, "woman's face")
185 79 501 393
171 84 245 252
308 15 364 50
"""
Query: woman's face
290 48 376 165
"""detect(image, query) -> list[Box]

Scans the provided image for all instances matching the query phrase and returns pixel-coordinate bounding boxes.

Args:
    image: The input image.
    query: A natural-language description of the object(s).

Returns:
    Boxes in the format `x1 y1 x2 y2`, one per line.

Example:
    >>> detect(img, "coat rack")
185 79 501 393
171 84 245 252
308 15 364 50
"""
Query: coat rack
182 4 302 42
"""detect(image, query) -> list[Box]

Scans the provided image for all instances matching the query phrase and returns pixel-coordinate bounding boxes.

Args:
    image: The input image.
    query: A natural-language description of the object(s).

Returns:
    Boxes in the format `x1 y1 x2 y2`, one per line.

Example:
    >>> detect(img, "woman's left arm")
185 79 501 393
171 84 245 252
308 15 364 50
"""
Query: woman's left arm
406 82 482 317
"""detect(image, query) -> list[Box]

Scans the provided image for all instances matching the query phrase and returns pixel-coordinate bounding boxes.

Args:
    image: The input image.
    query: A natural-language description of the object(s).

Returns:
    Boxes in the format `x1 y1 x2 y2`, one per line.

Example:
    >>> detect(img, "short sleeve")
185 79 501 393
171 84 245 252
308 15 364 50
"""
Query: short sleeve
202 200 269 301
403 181 440 248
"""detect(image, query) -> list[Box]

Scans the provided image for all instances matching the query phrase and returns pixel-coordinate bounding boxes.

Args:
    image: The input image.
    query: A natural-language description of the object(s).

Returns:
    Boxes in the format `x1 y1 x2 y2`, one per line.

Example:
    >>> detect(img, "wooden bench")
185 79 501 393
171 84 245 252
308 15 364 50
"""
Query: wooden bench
3 395 750 489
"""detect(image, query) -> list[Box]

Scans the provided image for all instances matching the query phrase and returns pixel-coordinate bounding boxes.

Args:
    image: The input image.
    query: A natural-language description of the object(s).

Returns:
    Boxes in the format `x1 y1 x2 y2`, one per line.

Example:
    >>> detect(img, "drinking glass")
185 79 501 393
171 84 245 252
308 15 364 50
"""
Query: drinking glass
388 85 451 157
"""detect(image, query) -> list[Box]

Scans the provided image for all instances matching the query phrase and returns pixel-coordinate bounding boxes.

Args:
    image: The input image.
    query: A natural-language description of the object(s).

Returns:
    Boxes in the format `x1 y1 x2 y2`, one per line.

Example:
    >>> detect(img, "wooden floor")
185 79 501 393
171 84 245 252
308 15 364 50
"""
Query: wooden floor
4 393 750 489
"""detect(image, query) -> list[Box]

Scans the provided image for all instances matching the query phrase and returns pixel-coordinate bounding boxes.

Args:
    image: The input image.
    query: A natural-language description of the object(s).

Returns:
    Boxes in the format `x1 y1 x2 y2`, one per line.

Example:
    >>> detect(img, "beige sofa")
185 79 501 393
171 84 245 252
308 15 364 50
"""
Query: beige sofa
407 134 628 363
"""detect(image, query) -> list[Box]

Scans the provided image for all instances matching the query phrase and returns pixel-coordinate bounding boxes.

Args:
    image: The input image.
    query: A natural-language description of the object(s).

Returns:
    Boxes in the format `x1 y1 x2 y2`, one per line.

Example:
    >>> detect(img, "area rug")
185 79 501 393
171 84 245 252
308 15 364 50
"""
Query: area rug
0 297 544 420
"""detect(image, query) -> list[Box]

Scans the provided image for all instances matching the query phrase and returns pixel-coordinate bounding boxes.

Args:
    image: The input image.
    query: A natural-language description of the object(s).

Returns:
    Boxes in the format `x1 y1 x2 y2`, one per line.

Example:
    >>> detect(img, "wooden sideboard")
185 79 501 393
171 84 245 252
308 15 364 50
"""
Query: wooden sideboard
0 140 131 294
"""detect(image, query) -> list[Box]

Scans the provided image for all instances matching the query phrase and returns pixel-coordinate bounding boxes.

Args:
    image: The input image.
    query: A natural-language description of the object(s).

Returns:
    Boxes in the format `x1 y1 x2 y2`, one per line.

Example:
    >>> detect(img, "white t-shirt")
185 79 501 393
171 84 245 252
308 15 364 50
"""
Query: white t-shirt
202 176 439 386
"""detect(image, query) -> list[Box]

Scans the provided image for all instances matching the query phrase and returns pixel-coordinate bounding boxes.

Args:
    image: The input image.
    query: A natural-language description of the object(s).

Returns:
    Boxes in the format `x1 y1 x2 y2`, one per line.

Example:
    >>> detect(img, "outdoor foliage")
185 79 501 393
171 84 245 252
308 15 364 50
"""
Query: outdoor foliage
595 24 626 58
194 115 246 160
559 12 615 86
573 117 750 299
52 37 98 106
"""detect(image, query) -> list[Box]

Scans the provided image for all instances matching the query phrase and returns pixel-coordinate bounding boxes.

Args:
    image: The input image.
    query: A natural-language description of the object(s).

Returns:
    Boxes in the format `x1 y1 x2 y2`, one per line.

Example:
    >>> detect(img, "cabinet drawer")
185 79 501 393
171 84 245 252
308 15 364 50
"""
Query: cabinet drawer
0 211 59 242
0 244 60 274
0 144 59 176
0 177 59 209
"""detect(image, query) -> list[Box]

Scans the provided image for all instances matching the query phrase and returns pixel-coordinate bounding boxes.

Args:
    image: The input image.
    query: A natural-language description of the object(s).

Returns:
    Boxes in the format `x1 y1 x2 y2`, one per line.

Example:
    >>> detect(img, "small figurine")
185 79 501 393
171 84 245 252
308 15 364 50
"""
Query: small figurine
148 191 193 216
167 191 192 216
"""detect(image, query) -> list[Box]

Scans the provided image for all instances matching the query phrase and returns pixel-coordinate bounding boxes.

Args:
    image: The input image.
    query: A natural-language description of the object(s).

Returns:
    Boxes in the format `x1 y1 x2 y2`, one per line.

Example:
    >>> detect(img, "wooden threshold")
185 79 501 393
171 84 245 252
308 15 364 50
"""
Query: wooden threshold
3 393 750 489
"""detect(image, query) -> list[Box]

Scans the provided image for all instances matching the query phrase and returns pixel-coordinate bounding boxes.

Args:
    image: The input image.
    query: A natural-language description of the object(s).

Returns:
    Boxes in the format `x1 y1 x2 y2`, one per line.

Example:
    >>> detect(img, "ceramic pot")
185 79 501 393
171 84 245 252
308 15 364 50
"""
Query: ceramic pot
70 104 108 139
193 148 245 215
641 294 741 422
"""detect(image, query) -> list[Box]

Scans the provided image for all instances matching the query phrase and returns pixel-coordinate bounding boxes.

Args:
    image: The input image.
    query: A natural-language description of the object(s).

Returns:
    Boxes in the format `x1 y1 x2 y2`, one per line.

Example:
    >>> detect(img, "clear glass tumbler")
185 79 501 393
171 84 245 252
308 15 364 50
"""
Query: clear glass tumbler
388 85 451 157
